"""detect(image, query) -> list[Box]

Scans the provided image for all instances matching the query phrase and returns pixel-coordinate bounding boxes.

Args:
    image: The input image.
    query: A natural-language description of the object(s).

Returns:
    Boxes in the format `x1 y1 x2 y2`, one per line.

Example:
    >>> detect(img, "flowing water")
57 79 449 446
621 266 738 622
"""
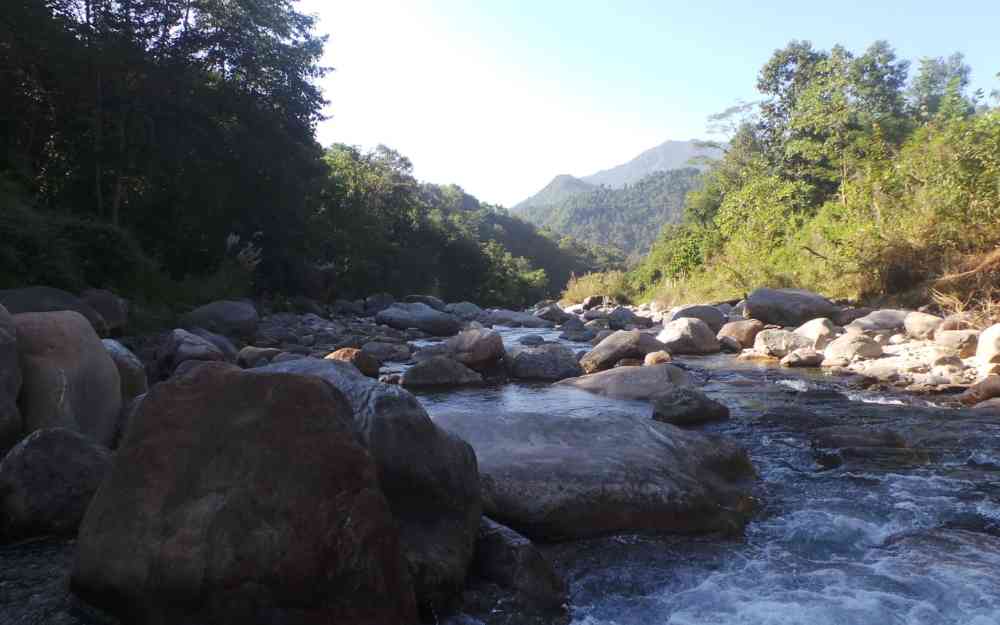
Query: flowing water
432 327 1000 625
3 326 999 625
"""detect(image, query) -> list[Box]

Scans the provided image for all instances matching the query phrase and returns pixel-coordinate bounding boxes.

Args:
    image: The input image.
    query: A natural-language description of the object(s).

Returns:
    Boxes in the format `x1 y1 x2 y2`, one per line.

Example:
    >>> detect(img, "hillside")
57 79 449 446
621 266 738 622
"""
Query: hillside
513 174 595 212
518 168 702 260
582 139 722 188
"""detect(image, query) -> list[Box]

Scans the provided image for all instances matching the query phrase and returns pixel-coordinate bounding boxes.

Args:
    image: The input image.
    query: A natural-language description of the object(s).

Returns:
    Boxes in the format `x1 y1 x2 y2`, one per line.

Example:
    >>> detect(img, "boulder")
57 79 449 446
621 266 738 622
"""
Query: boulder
579 330 667 373
744 288 837 327
469 517 568 619
376 303 461 336
361 341 412 364
794 318 839 350
643 350 672 366
445 329 505 371
780 348 824 368
824 333 883 361
590 329 615 345
657 318 720 355
401 356 483 388
433 410 755 541
670 305 726 333
365 292 396 315
505 344 583 381
719 336 742 353
718 319 765 348
189 327 238 362
155 328 226 378
102 339 148 402
753 329 814 358
959 375 1000 406
833 307 873 327
935 330 980 358
180 299 258 339
0 305 21 454
72 363 417 625
236 345 282 368
904 311 944 340
845 309 909 336
555 363 691 400
445 301 483 321
582 307 610 321
80 289 128 334
479 309 553 329
609 306 651 330
977 324 1000 370
0 428 111 540
651 388 730 425
535 304 570 324
254 358 480 611
14 311 121 447
519 335 545 346
325 347 380 377
403 294 447 311
937 313 976 334
0 286 107 335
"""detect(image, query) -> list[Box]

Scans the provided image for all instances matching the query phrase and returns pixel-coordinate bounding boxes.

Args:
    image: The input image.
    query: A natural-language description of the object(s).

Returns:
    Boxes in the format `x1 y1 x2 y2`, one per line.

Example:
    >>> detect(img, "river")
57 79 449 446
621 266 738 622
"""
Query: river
3 325 999 625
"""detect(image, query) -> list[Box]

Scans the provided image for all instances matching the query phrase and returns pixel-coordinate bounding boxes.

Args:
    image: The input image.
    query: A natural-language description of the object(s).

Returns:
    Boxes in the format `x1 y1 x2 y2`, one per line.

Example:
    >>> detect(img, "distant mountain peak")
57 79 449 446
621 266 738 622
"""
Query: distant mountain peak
513 139 720 212
581 139 722 188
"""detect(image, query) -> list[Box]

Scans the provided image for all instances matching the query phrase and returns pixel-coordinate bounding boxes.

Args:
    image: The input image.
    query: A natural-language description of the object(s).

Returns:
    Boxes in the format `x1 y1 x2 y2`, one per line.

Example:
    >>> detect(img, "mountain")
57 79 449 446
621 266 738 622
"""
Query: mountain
581 139 722 188
513 174 595 212
517 168 702 260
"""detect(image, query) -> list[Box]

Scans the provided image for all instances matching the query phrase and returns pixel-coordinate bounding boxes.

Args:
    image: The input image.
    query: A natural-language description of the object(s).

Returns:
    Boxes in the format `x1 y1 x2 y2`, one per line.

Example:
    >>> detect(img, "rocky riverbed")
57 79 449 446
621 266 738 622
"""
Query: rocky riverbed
1 286 999 624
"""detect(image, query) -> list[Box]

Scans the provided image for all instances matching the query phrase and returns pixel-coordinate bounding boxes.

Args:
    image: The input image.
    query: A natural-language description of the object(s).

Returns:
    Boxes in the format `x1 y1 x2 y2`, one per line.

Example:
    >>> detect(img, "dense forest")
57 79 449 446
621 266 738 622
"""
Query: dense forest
566 41 1000 309
518 168 702 261
0 1 617 310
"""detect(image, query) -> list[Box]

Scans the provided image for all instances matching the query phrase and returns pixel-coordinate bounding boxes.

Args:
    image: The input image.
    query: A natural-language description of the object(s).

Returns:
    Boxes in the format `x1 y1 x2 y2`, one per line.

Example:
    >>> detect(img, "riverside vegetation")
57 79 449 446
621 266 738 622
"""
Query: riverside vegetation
565 42 1000 317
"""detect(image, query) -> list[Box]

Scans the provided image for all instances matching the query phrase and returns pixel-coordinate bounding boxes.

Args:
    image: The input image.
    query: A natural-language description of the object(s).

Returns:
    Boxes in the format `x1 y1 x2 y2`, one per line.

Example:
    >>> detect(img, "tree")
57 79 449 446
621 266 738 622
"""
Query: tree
908 53 972 117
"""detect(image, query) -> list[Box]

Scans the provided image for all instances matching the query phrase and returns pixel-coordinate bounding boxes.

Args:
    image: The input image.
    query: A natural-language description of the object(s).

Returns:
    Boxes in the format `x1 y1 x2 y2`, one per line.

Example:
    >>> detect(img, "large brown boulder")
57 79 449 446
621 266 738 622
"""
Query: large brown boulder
0 286 108 335
433 410 755 542
14 311 121 447
254 358 481 614
580 330 667 374
444 328 505 371
0 428 111 540
0 304 20 454
72 363 417 625
718 319 764 348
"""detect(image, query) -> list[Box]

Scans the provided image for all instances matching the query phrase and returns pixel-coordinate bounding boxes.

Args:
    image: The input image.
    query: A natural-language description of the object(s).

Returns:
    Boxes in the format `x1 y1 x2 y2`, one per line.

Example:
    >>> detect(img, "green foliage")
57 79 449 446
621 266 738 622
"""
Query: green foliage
561 271 632 306
604 41 1000 308
311 144 619 305
0 182 161 296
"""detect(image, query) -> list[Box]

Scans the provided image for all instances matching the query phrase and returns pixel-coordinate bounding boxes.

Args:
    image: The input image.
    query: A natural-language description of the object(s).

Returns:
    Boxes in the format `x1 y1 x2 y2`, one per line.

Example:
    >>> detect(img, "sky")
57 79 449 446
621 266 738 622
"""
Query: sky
297 0 999 207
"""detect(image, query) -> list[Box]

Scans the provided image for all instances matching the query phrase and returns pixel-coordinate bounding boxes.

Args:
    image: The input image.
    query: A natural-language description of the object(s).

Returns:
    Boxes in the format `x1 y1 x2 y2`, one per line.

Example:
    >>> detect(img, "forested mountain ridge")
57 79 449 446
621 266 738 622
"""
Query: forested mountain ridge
516 168 702 260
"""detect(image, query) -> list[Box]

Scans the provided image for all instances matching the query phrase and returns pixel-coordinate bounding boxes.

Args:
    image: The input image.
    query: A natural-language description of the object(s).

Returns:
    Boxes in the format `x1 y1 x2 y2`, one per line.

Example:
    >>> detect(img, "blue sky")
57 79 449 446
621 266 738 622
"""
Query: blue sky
298 0 999 206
